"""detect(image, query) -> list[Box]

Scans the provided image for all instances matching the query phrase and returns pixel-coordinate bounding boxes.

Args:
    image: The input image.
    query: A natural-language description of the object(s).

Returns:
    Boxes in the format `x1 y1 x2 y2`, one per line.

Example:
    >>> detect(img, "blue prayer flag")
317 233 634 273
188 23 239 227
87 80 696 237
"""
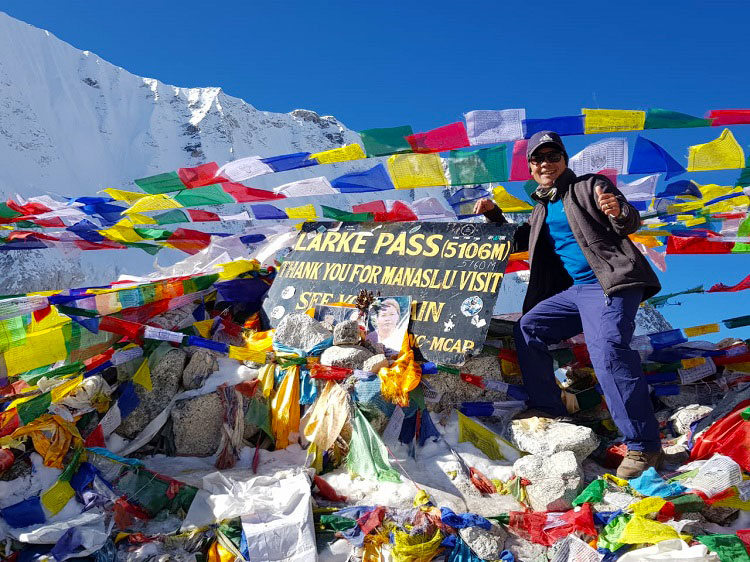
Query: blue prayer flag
628 136 685 180
251 204 288 220
524 115 584 137
331 163 394 193
261 152 316 172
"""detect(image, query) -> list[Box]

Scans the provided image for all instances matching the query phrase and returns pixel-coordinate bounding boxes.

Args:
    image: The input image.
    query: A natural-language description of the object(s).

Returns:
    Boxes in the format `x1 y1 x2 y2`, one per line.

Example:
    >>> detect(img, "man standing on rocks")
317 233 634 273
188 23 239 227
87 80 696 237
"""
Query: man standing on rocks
473 131 663 478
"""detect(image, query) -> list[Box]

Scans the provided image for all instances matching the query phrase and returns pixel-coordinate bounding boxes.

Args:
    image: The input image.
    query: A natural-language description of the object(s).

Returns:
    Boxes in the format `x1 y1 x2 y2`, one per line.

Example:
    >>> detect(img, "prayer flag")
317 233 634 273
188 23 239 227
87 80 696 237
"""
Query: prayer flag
523 115 584 137
187 209 220 222
285 204 316 220
174 184 235 207
648 329 688 350
509 140 532 181
321 206 372 222
178 162 225 188
216 156 273 181
251 205 288 220
310 144 365 164
273 177 336 197
220 182 285 203
644 108 712 129
165 228 212 254
492 185 533 212
386 153 447 189
684 323 720 337
687 128 745 171
724 315 750 329
359 125 414 157
153 209 189 225
582 108 646 133
102 189 148 205
261 152 316 172
569 138 628 176
655 180 702 199
406 122 470 153
628 136 685 179
331 163 394 193
618 174 659 202
708 273 750 293
125 194 183 215
706 109 750 126
352 200 386 215
465 109 525 145
666 229 735 254
446 146 508 185
41 479 75 515
132 359 152 390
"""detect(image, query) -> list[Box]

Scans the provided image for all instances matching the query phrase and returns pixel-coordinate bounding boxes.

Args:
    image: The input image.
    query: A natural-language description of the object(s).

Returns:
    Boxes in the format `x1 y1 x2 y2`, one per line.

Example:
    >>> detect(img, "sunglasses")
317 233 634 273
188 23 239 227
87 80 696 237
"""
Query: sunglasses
529 151 563 165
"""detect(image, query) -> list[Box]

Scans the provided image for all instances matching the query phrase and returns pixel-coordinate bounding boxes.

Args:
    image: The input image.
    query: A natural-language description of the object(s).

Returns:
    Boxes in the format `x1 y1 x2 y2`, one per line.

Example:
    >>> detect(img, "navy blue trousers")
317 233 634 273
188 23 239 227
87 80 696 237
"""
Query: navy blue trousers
514 283 661 452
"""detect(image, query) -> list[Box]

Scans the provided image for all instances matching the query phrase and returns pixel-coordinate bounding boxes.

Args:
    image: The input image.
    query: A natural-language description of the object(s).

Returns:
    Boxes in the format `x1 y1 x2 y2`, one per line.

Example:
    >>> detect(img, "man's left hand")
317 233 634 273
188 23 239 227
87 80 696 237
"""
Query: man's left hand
595 186 621 218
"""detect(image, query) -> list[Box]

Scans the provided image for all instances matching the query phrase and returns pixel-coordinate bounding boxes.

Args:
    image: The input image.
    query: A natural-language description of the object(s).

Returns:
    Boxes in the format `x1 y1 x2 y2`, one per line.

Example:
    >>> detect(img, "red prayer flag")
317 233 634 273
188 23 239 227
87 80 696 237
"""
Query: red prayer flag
509 140 532 181
186 209 220 222
0 409 20 438
706 109 750 126
708 273 750 293
405 122 470 153
99 316 143 340
166 228 212 255
379 201 418 222
352 200 386 215
460 372 485 388
31 217 66 228
7 231 59 241
5 200 52 216
177 162 227 189
505 260 530 273
220 182 285 203
74 240 126 251
84 424 106 448
666 230 735 254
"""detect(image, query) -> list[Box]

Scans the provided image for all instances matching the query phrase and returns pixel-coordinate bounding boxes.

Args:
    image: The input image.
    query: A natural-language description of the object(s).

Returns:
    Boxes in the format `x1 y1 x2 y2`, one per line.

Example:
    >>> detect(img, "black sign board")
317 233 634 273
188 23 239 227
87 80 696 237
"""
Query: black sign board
263 221 516 365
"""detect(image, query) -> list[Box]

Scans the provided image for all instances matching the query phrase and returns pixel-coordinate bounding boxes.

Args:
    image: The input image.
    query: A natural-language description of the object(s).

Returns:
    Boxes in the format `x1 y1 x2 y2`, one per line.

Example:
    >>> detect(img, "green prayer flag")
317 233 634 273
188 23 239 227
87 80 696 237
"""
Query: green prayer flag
133 228 173 241
732 217 750 253
644 108 712 129
174 184 234 207
437 364 460 375
17 392 52 425
0 204 22 219
59 448 84 482
117 288 144 309
18 362 84 386
597 514 630 552
668 492 706 514
320 514 357 531
697 534 750 562
191 273 219 291
522 180 538 198
135 171 186 194
0 316 26 353
409 385 425 411
154 209 189 225
346 406 401 483
724 315 750 329
122 242 163 255
245 397 273 439
321 205 373 222
359 125 414 157
573 478 606 506
446 146 508 185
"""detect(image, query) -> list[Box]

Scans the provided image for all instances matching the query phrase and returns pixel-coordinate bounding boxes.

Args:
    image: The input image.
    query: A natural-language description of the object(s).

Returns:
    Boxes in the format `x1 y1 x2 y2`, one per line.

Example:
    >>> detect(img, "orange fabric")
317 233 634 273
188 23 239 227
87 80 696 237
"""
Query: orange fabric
11 414 83 468
378 336 421 407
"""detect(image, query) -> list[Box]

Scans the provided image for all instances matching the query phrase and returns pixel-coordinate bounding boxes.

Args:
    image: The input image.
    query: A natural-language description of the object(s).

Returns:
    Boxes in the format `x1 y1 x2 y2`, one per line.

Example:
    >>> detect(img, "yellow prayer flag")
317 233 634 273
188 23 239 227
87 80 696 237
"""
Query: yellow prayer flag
50 375 83 403
492 185 533 212
629 234 663 247
270 365 301 449
687 128 745 171
681 357 707 369
98 225 145 244
228 346 266 363
603 473 629 487
683 324 720 338
102 188 148 205
124 194 183 215
41 479 75 515
457 411 519 461
127 213 158 225
684 217 707 227
132 358 152 391
618 515 682 544
387 153 447 189
647 222 668 229
630 496 667 516
3 325 68 377
193 319 214 338
310 143 366 164
285 204 317 220
582 109 646 134
258 363 276 398
215 259 259 280
667 201 704 214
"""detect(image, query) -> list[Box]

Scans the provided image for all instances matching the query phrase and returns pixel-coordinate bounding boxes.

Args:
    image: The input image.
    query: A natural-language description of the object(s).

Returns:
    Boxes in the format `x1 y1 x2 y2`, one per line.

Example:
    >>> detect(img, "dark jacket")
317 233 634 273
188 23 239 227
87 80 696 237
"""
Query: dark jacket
485 168 661 313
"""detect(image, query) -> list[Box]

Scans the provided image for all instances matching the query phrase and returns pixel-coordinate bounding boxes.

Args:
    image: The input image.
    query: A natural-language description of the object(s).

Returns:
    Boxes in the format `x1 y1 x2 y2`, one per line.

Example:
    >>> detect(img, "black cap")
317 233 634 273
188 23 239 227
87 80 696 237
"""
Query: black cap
526 130 567 160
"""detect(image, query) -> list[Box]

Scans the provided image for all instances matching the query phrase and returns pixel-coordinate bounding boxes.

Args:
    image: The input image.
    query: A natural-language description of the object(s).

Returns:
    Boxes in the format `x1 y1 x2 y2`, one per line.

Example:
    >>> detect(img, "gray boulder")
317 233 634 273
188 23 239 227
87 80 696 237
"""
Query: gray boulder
117 349 186 439
363 354 389 374
333 320 360 345
506 418 599 462
273 313 331 352
513 451 583 512
320 345 374 370
182 349 219 390
171 393 223 457
459 523 507 560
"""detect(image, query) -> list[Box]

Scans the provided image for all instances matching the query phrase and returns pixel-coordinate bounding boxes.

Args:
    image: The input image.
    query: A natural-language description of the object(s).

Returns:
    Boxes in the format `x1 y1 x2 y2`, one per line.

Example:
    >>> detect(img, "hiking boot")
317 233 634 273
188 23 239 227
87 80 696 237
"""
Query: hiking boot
616 449 664 479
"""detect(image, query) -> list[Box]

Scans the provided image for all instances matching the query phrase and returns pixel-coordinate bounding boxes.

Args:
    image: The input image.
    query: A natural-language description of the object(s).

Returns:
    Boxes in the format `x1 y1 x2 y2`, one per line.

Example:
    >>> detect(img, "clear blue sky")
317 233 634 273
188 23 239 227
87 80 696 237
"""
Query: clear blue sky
3 0 749 342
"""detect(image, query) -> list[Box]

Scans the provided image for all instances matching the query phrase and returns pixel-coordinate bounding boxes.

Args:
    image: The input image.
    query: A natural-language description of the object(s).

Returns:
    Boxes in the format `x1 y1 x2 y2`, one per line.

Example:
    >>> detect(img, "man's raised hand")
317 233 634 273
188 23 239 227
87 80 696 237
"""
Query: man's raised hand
595 186 621 218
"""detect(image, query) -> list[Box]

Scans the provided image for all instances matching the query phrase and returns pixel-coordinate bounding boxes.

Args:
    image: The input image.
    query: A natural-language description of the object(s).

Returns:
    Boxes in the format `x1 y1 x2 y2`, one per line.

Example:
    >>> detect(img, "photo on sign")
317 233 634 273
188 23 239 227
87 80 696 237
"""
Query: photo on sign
313 305 362 331
366 296 411 357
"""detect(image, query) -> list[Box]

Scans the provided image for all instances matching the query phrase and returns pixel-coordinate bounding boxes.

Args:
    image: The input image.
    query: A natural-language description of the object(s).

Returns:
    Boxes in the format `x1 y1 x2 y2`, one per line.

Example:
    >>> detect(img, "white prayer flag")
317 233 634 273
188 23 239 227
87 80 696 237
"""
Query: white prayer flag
217 156 273 182
570 138 628 176
273 176 336 197
465 109 526 145
618 174 660 201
